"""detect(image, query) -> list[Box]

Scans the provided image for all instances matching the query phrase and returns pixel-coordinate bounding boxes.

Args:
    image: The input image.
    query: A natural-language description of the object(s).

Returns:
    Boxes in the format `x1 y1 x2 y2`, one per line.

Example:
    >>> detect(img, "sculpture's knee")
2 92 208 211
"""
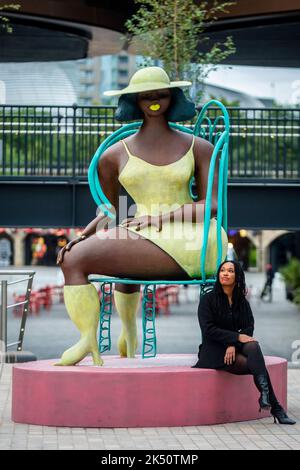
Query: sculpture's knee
115 283 141 294
61 249 80 274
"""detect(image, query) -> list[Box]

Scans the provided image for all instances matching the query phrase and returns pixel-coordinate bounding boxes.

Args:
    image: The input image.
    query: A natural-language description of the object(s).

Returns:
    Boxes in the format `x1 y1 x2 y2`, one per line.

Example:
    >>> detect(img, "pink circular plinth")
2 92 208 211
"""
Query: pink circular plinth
12 354 287 427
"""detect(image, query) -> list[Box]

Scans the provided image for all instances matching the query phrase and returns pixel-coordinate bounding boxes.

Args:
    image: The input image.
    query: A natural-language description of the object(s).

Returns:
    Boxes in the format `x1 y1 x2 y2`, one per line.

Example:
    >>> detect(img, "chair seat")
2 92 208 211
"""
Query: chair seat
89 276 215 286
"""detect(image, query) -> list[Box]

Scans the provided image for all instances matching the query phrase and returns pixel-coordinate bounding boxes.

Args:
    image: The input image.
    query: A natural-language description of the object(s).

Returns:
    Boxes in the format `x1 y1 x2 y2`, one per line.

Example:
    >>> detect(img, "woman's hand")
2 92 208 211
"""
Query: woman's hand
238 334 257 343
120 215 162 232
56 236 86 265
224 346 236 365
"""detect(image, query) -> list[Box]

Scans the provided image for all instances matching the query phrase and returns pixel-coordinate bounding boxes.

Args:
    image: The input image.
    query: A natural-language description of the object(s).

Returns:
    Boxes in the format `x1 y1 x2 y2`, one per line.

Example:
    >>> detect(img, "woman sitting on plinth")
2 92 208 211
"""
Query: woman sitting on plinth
56 67 227 366
193 260 296 425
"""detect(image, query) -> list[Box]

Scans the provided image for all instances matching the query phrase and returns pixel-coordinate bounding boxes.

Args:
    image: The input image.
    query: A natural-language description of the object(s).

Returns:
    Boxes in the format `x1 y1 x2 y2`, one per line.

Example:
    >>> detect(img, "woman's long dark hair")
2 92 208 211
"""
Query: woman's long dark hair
213 260 247 304
211 261 252 327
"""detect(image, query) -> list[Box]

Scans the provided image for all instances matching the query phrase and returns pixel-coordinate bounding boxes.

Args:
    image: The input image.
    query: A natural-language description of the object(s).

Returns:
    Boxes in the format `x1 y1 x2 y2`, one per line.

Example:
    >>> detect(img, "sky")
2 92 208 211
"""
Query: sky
205 64 300 106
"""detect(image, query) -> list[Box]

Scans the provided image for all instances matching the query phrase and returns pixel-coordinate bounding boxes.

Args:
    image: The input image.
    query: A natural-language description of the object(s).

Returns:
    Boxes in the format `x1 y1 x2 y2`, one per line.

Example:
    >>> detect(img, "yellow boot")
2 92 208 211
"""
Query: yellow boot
114 290 140 358
55 283 103 366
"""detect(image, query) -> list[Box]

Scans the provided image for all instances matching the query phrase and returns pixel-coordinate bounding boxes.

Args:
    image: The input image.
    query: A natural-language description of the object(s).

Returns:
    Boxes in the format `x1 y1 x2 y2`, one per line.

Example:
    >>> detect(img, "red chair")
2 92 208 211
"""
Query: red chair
29 291 41 316
36 285 53 311
51 284 64 303
12 293 27 317
144 287 171 316
166 285 180 305
12 292 39 317
157 287 170 315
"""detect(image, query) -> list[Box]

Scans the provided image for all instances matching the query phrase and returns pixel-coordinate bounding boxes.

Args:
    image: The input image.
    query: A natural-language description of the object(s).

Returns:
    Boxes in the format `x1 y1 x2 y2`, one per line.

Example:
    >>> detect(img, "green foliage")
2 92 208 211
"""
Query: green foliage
280 258 300 307
208 94 240 107
280 258 300 290
125 0 236 101
0 3 21 33
294 287 300 306
249 246 257 268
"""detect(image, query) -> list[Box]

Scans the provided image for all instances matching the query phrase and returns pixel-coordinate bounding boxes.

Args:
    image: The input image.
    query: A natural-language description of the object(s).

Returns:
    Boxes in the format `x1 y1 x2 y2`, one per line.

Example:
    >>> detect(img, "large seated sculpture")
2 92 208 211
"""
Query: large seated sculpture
53 66 230 367
11 68 289 428
88 96 230 359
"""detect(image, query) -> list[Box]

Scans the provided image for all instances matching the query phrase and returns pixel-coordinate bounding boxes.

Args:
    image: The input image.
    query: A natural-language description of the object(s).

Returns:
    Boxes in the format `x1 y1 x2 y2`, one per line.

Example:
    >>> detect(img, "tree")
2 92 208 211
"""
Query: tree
0 3 21 33
208 94 240 107
125 0 236 101
280 258 300 307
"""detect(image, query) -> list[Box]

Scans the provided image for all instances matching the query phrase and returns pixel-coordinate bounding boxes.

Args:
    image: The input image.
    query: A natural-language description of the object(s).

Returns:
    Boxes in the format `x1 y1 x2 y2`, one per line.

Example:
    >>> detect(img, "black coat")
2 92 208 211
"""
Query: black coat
193 290 255 369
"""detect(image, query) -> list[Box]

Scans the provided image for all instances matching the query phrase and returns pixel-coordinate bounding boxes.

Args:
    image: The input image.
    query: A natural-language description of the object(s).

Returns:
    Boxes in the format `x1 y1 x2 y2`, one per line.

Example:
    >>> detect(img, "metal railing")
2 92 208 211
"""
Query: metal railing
0 105 299 180
0 270 35 361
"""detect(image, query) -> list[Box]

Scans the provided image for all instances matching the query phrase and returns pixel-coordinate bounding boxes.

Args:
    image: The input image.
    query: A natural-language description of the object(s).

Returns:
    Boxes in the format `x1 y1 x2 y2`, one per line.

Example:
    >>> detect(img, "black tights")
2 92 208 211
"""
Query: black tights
224 341 266 376
223 341 280 409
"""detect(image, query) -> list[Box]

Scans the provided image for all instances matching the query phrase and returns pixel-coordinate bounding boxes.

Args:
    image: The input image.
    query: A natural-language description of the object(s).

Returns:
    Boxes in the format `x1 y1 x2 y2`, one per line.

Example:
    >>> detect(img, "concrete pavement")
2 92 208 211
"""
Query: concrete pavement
0 364 300 450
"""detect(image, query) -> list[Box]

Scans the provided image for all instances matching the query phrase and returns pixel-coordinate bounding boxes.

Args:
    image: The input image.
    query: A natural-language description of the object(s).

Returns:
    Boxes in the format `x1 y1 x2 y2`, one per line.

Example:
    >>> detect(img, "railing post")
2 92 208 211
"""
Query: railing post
0 280 7 353
72 103 77 178
17 274 34 352
0 271 37 363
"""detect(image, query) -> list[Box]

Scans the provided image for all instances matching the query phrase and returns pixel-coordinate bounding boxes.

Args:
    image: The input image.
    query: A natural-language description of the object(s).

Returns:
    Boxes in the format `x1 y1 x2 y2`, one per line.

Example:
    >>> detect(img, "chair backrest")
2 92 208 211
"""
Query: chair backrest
88 99 230 281
193 100 230 281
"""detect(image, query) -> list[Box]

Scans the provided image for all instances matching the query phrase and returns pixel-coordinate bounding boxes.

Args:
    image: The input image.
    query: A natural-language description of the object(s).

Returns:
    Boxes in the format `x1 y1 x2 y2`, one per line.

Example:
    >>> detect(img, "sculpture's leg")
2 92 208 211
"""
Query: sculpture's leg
55 283 103 366
58 227 190 365
114 290 141 358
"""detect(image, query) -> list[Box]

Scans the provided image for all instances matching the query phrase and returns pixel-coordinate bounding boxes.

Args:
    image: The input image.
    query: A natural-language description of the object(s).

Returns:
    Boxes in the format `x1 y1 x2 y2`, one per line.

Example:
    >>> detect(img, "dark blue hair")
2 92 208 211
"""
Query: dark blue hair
115 87 196 122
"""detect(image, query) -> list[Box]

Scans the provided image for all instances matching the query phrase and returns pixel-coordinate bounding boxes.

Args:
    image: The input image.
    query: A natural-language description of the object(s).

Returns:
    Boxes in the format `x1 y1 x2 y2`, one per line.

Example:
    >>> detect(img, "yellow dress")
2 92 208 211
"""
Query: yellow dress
118 136 228 279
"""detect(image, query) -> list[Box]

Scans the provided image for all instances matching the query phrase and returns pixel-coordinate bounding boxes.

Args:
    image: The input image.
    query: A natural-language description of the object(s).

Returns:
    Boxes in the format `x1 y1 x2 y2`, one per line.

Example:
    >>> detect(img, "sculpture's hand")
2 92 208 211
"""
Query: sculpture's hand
120 215 162 232
56 236 86 265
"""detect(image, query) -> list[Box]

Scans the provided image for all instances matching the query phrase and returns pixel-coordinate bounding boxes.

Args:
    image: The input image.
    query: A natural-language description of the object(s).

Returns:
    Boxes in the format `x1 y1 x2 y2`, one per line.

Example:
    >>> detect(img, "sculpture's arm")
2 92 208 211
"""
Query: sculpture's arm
56 151 120 264
94 146 121 231
160 137 218 225
80 147 121 237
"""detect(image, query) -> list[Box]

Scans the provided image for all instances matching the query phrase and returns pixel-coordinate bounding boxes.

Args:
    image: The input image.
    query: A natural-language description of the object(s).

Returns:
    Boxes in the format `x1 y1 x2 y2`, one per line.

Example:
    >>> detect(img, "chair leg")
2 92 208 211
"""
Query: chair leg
142 285 157 358
99 282 113 353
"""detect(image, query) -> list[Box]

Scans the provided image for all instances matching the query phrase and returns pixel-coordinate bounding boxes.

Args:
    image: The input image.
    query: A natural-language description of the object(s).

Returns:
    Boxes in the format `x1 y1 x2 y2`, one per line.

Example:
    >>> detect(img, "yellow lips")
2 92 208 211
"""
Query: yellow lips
149 104 161 111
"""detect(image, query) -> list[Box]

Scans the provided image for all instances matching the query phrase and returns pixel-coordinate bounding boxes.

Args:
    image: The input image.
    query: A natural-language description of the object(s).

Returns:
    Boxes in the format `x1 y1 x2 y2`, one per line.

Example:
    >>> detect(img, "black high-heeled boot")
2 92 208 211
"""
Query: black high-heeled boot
271 406 296 425
266 370 296 425
254 374 271 411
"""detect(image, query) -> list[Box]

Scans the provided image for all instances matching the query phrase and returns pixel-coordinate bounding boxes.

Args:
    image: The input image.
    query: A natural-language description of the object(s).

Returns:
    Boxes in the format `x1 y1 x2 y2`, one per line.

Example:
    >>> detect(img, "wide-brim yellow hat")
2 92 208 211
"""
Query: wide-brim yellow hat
103 66 192 97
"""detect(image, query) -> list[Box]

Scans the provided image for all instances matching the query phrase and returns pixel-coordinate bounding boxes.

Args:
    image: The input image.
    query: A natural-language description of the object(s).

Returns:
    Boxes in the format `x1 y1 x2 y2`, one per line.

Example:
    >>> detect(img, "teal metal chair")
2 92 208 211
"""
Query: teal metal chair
88 99 230 358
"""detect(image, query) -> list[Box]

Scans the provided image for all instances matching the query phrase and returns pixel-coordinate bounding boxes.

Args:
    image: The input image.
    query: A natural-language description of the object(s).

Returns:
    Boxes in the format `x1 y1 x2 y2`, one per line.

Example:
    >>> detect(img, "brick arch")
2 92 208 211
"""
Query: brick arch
264 230 290 248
